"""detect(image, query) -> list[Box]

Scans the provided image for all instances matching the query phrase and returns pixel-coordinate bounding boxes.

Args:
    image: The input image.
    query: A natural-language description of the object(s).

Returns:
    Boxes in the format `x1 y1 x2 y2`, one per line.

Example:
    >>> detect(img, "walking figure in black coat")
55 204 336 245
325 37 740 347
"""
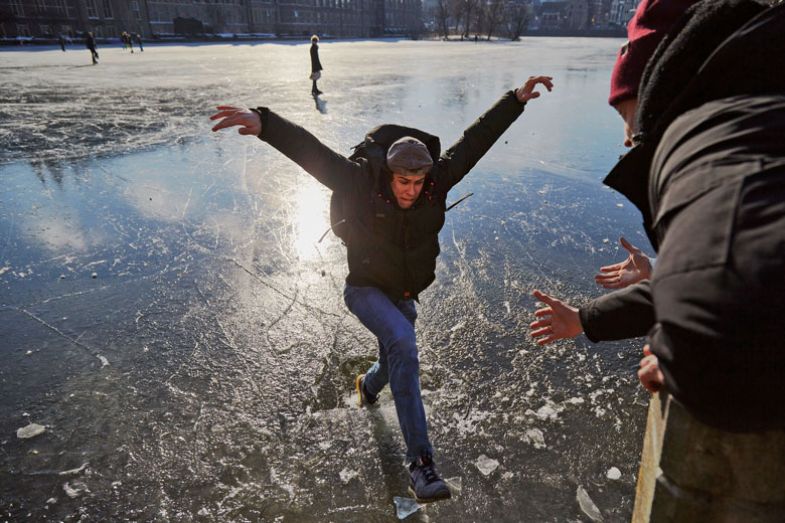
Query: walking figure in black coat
85 32 98 65
310 35 323 96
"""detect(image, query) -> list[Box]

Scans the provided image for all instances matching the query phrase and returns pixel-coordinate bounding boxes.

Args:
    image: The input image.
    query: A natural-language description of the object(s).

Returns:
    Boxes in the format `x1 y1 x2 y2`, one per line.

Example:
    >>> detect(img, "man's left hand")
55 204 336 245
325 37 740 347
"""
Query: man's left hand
638 344 665 393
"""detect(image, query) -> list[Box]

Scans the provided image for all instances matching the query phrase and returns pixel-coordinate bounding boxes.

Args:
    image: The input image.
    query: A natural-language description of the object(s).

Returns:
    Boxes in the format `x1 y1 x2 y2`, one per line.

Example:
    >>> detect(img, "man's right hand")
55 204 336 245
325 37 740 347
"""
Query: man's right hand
515 76 554 103
529 290 583 345
210 106 262 136
595 237 652 289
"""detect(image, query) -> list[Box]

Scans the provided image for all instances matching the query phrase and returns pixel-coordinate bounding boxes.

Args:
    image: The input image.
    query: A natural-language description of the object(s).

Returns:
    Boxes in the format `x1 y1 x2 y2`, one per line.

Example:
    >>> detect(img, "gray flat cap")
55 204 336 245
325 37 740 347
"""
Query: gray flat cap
386 136 434 172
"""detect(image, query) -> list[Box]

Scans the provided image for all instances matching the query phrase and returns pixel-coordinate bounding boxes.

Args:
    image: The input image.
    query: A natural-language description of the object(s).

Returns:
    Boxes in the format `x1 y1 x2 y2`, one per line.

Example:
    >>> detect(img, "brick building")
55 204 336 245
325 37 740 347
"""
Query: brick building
0 0 421 40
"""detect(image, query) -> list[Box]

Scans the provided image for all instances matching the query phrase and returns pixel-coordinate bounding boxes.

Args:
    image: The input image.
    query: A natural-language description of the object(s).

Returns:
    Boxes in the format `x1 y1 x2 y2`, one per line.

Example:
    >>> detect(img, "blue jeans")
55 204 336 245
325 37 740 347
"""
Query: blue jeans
343 284 433 462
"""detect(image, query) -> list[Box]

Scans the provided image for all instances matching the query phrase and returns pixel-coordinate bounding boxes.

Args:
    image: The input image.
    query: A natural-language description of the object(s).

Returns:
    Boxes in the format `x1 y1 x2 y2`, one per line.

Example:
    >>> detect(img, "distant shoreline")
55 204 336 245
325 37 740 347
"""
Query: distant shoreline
0 30 625 49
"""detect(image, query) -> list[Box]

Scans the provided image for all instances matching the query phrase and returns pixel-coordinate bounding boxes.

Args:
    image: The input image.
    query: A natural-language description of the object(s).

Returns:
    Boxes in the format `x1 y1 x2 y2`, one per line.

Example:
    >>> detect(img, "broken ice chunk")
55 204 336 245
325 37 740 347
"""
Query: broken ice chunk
444 476 462 494
17 423 46 439
393 496 422 519
576 486 603 522
606 467 622 480
475 454 500 476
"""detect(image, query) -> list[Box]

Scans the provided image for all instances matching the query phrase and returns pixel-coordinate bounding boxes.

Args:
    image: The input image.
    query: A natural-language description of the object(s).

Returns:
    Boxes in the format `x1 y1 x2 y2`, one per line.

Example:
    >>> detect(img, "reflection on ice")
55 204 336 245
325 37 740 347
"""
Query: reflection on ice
292 177 329 261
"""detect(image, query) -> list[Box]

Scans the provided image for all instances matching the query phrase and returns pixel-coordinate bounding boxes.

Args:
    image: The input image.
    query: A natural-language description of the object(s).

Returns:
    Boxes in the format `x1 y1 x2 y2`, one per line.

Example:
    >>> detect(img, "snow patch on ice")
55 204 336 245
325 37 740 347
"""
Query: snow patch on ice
524 428 546 449
17 423 46 439
59 462 89 476
339 467 358 484
63 481 89 499
452 410 492 437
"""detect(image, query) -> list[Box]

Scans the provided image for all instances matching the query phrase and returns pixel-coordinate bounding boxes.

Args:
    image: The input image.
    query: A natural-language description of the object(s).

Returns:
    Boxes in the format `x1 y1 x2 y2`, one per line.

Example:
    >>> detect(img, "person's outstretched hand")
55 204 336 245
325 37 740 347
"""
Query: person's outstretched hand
515 76 554 103
529 290 583 345
595 237 652 289
638 344 664 393
210 106 262 136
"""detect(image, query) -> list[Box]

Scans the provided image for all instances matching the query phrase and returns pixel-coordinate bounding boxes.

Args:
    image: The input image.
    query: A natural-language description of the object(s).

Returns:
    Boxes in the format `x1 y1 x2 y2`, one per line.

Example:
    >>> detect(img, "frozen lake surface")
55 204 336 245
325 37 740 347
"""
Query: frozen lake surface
1 39 653 521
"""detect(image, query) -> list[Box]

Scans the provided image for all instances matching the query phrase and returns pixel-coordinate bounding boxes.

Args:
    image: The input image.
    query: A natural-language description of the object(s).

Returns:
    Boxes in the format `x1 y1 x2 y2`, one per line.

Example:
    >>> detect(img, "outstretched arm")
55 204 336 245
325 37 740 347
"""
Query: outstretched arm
438 76 553 189
595 237 652 289
579 280 655 342
530 279 656 346
210 105 363 192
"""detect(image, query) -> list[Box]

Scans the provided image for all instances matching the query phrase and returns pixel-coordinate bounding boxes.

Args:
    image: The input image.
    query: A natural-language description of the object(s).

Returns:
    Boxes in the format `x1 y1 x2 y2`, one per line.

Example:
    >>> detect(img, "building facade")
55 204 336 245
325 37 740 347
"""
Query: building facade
609 0 639 26
1 0 149 38
0 0 420 39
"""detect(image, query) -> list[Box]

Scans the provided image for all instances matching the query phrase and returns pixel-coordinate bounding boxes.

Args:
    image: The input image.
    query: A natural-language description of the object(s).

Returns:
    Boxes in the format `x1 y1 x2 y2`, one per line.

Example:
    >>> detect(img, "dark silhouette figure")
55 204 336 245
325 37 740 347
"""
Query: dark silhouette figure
85 32 99 64
310 35 323 96
59 35 66 51
134 33 144 52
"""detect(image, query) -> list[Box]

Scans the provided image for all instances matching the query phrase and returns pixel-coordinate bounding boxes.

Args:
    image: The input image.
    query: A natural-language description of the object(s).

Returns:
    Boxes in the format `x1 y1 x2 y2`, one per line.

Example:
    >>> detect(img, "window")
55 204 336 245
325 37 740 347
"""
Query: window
86 0 98 18
39 23 50 34
10 0 24 16
131 0 141 19
102 0 113 18
17 24 30 36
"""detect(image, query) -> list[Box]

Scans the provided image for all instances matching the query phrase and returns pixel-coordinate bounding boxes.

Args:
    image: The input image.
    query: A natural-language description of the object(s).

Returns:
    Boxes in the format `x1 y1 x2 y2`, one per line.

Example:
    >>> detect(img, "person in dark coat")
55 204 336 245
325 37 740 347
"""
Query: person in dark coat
530 0 785 432
85 32 98 65
134 33 144 52
59 34 66 52
309 34 323 96
210 75 553 502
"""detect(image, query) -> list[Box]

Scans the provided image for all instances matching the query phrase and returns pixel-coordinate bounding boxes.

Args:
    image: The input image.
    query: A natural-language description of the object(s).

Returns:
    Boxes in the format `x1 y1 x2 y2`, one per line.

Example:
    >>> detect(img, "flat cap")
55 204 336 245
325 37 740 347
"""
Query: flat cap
386 136 434 173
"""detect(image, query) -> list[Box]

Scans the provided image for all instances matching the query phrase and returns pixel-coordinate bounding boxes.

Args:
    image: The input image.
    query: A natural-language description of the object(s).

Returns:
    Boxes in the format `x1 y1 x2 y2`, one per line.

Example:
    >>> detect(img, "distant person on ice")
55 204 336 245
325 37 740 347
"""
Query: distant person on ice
85 32 99 65
210 75 553 502
309 35 323 96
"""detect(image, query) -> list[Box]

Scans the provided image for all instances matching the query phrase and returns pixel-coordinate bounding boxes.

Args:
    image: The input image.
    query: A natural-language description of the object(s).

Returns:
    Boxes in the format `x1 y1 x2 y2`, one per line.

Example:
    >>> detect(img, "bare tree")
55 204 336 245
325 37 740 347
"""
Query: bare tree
505 2 531 40
452 0 479 38
484 0 505 40
435 0 451 38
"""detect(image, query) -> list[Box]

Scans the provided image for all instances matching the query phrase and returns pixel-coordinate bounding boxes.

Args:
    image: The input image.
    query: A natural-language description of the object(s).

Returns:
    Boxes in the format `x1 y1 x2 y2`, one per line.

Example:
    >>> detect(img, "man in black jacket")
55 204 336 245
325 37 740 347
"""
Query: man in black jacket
530 0 785 432
210 75 553 501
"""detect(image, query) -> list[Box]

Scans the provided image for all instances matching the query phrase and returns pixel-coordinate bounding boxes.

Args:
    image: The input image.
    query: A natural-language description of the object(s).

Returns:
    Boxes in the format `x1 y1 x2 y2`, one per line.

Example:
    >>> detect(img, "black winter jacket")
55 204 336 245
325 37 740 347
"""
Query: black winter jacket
579 0 785 342
310 43 322 73
255 91 526 300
